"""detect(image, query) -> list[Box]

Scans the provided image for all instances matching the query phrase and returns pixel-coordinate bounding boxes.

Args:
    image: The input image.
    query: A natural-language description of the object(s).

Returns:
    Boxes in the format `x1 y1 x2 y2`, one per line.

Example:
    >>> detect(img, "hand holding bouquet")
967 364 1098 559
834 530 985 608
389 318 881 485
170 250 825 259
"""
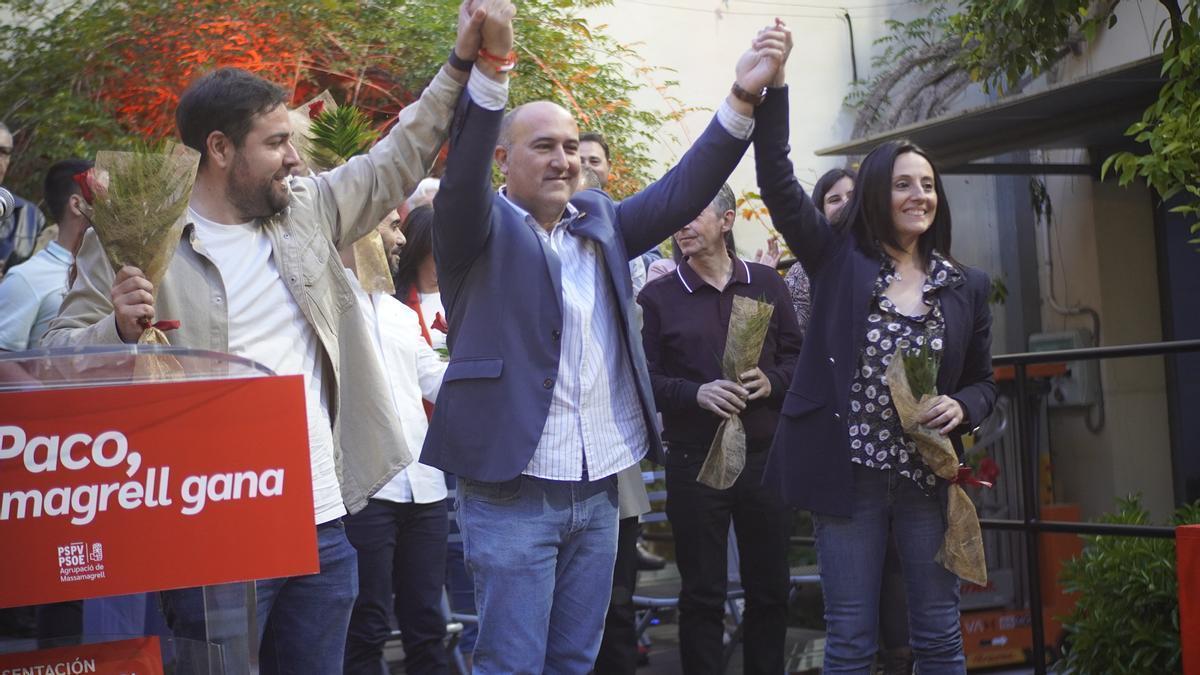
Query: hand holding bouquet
885 342 989 585
84 143 200 378
697 295 775 490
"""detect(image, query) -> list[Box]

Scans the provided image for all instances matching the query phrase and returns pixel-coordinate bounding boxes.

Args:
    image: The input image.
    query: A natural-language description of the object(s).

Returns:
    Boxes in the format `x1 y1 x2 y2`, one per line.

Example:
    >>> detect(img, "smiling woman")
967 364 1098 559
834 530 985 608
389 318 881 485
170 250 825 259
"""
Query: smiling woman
754 82 997 672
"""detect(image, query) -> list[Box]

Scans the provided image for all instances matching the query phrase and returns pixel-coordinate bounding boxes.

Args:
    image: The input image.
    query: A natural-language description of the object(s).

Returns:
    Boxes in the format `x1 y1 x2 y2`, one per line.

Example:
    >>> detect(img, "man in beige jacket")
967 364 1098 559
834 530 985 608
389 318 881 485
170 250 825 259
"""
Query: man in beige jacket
42 2 498 669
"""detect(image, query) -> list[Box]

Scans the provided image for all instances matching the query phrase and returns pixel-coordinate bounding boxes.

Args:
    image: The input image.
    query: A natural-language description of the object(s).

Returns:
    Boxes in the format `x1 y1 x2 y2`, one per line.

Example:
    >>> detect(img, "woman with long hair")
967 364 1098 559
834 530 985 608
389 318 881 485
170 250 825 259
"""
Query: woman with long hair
393 204 446 351
755 48 996 673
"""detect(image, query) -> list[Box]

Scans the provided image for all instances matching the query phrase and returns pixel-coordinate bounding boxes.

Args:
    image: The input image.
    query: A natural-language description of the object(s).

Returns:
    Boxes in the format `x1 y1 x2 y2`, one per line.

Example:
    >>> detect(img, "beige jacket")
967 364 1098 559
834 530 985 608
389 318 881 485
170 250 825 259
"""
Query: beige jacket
43 66 464 515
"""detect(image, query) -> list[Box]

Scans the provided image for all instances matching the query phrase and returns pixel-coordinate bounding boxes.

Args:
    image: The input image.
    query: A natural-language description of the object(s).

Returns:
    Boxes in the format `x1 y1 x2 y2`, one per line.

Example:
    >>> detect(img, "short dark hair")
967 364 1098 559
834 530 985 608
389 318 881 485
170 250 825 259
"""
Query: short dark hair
394 204 434 294
813 167 856 219
43 159 93 222
579 131 610 161
175 68 289 163
839 140 953 266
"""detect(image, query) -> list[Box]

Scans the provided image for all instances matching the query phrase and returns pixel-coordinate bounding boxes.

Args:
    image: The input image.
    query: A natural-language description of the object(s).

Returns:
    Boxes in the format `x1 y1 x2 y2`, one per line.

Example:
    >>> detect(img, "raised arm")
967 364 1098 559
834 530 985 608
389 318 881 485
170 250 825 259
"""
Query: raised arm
432 0 515 279
305 1 490 248
616 24 789 258
749 22 838 277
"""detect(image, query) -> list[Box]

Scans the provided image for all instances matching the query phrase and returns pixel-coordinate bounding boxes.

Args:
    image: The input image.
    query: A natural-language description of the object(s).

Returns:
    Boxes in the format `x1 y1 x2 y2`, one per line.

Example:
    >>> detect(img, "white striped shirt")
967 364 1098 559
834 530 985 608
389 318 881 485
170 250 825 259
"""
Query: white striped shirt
500 190 649 481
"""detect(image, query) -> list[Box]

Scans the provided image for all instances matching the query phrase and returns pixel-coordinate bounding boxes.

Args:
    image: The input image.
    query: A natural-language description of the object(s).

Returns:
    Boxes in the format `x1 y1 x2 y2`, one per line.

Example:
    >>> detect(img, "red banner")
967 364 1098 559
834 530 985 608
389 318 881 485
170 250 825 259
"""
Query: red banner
0 376 317 608
0 636 163 674
1180 524 1200 675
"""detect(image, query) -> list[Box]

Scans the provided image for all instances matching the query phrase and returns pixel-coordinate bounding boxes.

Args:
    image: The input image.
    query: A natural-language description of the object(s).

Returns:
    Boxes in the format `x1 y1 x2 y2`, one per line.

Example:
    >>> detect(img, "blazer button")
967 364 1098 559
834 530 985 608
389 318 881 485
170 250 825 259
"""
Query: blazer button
543 378 555 389
552 329 561 340
834 412 841 420
828 356 836 365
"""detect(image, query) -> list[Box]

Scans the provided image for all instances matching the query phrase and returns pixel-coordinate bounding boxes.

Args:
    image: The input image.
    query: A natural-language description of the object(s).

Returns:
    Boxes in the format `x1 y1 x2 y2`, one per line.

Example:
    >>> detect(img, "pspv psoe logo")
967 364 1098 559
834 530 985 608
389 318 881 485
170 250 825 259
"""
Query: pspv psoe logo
57 541 105 580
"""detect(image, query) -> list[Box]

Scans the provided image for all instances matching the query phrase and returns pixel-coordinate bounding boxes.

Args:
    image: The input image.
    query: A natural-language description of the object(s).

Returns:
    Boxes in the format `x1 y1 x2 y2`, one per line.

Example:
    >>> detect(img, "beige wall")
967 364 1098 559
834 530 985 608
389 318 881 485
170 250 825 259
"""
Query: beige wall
579 1 943 257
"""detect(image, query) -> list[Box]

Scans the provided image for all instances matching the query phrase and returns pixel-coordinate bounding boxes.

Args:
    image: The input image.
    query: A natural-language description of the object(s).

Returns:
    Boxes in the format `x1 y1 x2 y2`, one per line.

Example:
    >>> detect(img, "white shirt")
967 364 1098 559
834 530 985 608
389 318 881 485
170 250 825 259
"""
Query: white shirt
418 291 447 352
189 208 345 524
346 270 448 504
500 191 649 481
0 240 72 350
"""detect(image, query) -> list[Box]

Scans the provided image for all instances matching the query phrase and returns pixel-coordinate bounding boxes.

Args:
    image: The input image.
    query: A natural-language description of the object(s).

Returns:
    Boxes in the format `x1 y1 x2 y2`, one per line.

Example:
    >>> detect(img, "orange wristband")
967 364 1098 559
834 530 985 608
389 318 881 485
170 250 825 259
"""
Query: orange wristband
478 48 518 73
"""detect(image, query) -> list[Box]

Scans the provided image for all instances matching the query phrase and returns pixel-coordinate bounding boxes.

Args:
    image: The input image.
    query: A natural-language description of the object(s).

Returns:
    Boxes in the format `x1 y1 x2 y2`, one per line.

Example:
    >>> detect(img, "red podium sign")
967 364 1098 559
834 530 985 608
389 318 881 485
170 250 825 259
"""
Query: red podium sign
0 376 317 608
0 636 163 674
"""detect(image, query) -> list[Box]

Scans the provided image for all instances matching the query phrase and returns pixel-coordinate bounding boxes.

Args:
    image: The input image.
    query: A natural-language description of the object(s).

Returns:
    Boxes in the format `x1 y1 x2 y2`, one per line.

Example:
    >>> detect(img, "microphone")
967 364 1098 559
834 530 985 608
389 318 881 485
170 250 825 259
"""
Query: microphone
0 187 13 219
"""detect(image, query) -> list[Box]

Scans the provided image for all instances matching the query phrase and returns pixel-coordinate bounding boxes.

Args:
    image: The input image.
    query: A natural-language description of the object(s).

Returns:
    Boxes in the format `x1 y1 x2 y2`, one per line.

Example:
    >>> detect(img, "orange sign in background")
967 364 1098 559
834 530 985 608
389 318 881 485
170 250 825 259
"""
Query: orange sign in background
0 636 163 674
0 376 317 608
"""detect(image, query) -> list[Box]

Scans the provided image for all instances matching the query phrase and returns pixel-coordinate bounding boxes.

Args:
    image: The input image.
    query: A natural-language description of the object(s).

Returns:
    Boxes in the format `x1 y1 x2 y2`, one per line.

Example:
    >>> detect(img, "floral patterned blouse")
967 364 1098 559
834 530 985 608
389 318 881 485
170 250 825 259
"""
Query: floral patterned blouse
846 251 961 493
783 262 812 338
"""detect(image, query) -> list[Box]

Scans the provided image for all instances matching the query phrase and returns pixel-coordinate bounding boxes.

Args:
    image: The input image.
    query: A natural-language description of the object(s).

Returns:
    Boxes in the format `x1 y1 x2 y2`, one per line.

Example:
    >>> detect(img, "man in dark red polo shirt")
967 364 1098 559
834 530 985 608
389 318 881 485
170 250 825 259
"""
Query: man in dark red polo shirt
637 183 802 675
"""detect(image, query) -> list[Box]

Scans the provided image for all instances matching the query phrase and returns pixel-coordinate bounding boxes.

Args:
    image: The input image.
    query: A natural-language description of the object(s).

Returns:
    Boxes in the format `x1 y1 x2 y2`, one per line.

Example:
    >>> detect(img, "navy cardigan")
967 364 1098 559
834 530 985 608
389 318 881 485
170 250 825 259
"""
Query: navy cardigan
755 87 998 517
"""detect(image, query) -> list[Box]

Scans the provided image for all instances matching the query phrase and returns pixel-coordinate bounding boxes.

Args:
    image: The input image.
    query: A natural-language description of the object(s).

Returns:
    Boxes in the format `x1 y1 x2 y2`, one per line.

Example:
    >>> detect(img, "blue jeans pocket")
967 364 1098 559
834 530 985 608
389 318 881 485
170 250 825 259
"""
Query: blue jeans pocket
461 476 523 504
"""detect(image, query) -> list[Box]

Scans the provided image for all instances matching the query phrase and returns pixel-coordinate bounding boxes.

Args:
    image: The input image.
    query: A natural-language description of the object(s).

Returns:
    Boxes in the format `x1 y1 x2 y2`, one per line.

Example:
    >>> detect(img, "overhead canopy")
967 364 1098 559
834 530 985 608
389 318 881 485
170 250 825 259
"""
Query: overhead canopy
816 55 1165 172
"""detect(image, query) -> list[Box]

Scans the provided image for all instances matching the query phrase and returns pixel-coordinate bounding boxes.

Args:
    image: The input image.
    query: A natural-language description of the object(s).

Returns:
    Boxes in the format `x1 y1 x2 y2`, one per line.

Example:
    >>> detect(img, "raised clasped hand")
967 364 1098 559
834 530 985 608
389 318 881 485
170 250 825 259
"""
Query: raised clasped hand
479 0 516 56
735 19 791 93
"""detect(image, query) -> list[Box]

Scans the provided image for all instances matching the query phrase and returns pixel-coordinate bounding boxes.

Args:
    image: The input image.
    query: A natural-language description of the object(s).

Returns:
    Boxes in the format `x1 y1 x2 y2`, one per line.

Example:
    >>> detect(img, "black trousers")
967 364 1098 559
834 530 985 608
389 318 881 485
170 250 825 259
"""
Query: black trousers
344 499 450 675
665 447 793 675
594 516 640 674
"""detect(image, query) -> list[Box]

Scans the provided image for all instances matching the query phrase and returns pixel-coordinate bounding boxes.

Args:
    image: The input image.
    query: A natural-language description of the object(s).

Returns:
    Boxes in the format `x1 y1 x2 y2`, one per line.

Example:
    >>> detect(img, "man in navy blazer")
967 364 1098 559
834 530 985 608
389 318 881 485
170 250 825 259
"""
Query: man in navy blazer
421 12 790 671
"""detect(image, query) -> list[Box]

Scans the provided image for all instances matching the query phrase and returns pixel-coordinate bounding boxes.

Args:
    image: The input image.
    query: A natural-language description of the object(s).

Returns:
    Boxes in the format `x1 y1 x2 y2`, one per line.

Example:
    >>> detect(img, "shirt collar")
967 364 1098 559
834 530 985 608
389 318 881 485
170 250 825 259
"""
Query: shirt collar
498 186 579 234
44 240 73 265
676 255 751 294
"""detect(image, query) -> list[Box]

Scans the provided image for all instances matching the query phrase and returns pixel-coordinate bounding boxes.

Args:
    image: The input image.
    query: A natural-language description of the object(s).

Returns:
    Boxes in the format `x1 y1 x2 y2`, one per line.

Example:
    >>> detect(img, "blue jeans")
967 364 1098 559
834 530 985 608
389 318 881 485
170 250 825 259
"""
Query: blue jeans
458 474 619 674
815 464 965 674
162 520 358 674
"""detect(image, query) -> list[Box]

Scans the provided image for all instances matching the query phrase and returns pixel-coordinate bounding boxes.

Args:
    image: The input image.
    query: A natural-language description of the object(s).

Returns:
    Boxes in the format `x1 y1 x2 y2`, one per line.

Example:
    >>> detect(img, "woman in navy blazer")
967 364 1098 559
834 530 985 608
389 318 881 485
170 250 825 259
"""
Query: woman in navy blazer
753 82 996 673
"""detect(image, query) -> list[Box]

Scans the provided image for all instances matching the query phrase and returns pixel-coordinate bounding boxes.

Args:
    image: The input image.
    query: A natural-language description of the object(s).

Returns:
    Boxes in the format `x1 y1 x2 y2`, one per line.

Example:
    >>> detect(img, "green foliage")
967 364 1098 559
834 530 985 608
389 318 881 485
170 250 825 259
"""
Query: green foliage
1101 1 1200 244
950 0 1112 94
307 105 378 171
861 0 1200 246
1057 495 1200 675
901 340 940 398
0 0 671 207
950 0 1200 243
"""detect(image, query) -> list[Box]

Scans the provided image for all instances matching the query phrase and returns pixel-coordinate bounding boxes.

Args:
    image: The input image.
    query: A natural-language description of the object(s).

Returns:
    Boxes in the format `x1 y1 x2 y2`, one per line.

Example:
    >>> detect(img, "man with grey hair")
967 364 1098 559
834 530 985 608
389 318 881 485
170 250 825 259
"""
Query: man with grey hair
0 122 48 275
637 182 802 674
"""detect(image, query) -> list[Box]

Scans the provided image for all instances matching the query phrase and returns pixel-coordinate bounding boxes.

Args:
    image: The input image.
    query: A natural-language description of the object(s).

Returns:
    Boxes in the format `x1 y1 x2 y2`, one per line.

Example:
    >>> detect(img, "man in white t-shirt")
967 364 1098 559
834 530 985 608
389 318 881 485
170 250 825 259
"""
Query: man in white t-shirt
44 2 497 670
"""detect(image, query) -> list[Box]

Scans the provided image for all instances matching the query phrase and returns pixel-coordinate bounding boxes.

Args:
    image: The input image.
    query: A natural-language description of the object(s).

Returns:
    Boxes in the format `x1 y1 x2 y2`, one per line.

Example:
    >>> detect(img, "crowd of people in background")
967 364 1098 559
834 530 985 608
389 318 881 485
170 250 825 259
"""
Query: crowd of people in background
1 1 996 674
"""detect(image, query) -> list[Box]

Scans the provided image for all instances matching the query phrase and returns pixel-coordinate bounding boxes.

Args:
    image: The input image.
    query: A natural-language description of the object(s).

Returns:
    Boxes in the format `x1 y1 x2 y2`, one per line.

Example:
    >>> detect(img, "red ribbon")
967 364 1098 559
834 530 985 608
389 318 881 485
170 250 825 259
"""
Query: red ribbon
308 100 326 118
138 319 180 332
72 170 95 204
951 465 993 489
431 312 449 334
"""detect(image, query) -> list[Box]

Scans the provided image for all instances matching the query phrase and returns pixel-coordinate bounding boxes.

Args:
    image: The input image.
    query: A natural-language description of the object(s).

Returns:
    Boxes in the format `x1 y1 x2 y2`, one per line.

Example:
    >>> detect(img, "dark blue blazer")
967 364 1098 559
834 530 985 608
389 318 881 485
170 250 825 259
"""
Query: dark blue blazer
754 88 998 517
421 92 752 482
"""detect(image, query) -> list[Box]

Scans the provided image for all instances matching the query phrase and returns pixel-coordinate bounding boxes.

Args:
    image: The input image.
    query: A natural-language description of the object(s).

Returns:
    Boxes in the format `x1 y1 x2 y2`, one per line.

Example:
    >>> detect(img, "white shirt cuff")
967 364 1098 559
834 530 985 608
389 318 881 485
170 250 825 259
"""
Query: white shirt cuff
717 99 755 140
468 66 508 111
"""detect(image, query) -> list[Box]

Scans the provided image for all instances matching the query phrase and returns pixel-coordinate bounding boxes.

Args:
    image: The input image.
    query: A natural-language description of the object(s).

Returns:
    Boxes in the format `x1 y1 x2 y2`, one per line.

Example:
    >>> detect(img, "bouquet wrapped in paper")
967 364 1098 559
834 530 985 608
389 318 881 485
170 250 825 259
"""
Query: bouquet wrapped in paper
301 98 394 294
697 295 775 489
885 343 990 585
83 143 200 378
